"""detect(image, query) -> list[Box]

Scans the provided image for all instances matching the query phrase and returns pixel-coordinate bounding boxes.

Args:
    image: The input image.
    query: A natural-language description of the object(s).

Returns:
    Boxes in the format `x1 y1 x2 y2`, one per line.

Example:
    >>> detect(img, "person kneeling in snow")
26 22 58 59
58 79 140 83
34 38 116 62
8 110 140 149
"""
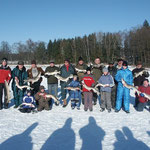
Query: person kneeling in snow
67 75 81 110
34 86 51 111
137 79 150 112
19 90 35 113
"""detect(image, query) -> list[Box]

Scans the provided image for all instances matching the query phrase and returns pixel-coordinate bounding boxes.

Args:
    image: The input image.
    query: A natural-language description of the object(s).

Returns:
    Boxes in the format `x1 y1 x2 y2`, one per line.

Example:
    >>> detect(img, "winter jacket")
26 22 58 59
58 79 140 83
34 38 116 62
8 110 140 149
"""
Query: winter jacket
82 74 95 92
27 66 45 78
92 64 103 82
45 66 59 84
11 66 28 90
75 63 88 81
108 66 117 78
138 85 150 103
132 67 149 86
60 64 75 78
68 79 80 88
98 74 114 93
0 65 11 83
115 67 133 111
22 95 35 108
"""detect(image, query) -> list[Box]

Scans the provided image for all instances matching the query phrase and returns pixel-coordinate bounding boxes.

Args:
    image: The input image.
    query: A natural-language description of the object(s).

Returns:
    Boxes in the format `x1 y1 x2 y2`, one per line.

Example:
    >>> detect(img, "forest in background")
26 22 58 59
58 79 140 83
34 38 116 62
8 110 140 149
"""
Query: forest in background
0 20 150 66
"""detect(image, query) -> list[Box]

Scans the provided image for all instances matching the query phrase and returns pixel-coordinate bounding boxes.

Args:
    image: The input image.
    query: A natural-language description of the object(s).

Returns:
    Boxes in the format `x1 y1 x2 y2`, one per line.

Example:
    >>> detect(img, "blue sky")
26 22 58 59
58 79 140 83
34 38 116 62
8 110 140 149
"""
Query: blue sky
0 0 150 44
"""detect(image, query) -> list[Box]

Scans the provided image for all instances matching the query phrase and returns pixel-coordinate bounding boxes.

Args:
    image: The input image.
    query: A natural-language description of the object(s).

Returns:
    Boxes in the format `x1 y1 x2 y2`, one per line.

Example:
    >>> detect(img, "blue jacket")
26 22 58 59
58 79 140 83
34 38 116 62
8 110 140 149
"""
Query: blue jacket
22 95 35 108
115 67 133 86
99 74 114 92
68 80 80 88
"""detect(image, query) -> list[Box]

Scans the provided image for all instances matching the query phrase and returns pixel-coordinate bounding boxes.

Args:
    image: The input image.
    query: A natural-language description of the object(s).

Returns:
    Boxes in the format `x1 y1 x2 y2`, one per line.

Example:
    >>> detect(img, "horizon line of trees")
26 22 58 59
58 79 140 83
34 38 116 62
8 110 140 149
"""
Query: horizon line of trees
0 20 150 66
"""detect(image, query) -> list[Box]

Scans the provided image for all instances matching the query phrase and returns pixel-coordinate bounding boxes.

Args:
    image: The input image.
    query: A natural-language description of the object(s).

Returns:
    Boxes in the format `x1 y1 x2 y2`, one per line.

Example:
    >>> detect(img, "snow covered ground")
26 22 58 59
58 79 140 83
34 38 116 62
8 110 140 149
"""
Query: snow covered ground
0 65 150 150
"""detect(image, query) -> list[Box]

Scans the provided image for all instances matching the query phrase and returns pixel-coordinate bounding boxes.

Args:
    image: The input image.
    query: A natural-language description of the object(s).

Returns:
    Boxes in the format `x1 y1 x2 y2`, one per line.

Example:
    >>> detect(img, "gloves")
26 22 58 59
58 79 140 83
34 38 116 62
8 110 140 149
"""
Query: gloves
140 93 144 97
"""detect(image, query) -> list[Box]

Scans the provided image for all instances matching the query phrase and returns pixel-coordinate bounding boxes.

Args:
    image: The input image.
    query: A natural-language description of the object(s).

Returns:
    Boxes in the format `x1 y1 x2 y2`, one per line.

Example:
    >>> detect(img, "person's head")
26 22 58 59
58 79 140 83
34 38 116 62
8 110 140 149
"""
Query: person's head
49 60 55 67
117 58 123 67
31 60 36 68
108 62 114 68
26 90 31 96
78 56 84 65
102 67 109 75
64 59 70 66
1 58 8 67
18 61 24 70
39 85 45 93
73 75 78 81
122 61 128 69
143 79 149 87
94 57 100 65
86 67 91 75
136 61 142 69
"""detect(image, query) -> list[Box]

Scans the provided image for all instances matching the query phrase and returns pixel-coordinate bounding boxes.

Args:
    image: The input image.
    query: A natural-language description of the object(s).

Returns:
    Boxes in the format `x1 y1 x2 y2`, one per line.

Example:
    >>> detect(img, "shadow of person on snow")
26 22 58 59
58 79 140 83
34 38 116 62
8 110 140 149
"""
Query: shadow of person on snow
41 118 75 150
79 116 105 150
114 126 149 150
0 122 38 150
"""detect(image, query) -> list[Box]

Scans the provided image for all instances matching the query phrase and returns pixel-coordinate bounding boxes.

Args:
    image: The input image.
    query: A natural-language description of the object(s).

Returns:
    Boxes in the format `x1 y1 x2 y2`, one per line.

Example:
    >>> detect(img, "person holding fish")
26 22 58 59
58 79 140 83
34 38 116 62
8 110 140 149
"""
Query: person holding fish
0 58 11 109
115 61 133 113
45 60 59 106
136 79 150 111
132 61 149 108
27 60 45 96
11 61 28 108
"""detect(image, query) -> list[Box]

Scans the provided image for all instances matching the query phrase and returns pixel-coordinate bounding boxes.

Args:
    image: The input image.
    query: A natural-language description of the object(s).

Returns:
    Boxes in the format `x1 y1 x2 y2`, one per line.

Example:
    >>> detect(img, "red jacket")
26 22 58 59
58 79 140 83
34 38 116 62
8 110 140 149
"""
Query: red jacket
82 74 95 92
0 66 11 83
138 85 150 103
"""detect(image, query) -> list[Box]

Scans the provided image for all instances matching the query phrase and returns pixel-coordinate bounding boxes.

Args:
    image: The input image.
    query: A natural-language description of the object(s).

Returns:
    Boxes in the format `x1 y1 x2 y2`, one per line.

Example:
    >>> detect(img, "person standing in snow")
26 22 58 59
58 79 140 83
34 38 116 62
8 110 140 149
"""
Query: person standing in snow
12 61 28 108
108 62 117 109
0 58 11 109
115 61 133 113
60 59 75 107
92 57 103 105
99 68 114 113
27 60 45 96
82 67 95 111
45 60 59 106
132 61 149 108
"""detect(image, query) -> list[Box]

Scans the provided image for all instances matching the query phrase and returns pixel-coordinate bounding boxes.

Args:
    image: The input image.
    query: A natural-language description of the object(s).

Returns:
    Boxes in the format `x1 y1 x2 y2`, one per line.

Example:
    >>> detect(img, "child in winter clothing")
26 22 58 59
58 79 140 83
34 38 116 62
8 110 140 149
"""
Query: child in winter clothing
67 75 81 110
99 68 114 113
82 67 95 111
137 79 150 111
34 86 51 111
19 90 35 113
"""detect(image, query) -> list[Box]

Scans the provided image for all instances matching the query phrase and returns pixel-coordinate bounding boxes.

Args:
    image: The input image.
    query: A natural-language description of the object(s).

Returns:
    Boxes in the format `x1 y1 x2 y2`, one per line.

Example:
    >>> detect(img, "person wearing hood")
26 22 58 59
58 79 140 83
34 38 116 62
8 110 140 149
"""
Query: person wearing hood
11 61 28 108
34 86 51 111
0 58 11 109
115 61 133 113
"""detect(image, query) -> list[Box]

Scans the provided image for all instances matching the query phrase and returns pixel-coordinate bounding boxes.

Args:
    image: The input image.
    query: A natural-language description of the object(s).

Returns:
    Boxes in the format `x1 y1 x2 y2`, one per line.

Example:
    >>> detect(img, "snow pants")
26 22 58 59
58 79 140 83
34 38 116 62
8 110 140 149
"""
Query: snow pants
116 86 130 111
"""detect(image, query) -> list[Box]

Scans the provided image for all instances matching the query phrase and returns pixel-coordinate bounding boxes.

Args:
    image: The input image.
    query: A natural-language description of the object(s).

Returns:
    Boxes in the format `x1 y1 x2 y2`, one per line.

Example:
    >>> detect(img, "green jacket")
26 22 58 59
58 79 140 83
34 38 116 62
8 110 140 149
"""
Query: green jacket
75 63 88 81
92 64 103 82
45 66 59 84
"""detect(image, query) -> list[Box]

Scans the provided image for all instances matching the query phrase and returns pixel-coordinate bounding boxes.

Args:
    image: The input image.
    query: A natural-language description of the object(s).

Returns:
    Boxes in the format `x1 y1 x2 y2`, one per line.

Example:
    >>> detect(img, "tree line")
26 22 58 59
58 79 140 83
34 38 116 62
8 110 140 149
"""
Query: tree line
0 20 150 66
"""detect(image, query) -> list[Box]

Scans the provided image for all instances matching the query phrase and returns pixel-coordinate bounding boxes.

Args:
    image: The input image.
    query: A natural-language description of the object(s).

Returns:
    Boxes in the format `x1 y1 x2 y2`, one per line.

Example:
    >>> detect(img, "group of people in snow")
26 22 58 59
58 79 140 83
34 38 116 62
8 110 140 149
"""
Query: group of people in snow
0 56 150 113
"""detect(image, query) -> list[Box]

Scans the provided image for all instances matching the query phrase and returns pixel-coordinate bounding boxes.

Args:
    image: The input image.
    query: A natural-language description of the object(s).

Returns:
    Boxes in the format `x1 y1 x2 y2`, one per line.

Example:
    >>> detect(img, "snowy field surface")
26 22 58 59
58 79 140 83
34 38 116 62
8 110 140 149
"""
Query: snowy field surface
0 65 150 150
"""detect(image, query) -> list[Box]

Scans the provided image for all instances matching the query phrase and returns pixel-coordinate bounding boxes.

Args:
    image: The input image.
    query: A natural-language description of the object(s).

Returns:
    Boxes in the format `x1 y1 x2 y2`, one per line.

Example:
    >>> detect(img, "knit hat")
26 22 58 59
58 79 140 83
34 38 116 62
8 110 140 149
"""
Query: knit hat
18 61 24 65
2 58 8 63
78 56 83 61
31 60 36 64
39 85 45 90
122 61 128 66
64 59 70 63
109 61 114 65
136 61 142 66
86 67 91 72
50 60 55 63
102 67 108 73
26 89 31 94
